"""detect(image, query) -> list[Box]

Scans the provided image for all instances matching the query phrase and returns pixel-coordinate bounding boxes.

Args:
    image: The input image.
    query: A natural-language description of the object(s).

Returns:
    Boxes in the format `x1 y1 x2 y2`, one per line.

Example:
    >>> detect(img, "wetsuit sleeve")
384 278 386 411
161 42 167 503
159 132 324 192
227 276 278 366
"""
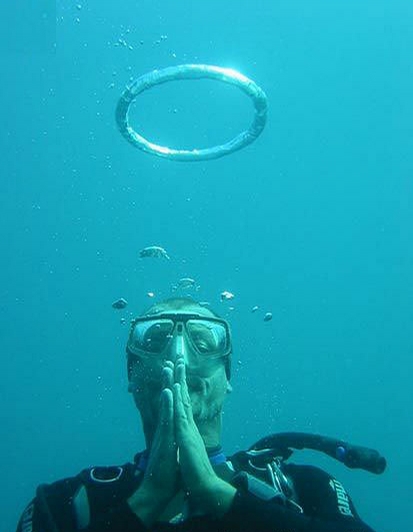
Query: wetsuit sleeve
15 486 148 532
76 501 148 532
15 496 149 532
16 499 40 532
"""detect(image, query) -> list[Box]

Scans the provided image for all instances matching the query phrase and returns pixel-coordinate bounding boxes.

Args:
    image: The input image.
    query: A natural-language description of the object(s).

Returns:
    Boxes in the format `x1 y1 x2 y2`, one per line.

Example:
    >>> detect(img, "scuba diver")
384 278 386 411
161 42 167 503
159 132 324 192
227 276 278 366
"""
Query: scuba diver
17 297 384 531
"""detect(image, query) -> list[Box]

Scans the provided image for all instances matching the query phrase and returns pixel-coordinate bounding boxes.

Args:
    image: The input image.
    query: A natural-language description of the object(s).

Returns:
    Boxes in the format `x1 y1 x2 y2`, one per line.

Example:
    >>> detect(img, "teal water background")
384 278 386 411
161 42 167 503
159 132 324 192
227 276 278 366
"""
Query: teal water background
1 1 412 530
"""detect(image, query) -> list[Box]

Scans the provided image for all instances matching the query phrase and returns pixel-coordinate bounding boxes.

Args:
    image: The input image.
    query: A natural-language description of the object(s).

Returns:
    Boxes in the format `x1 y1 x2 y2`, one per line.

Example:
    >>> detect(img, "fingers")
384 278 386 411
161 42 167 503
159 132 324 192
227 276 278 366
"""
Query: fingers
175 357 192 404
174 361 186 439
144 377 179 503
151 362 175 452
157 357 189 437
150 387 174 459
159 387 173 427
174 356 198 446
162 362 174 392
173 382 185 437
175 357 193 415
158 362 174 427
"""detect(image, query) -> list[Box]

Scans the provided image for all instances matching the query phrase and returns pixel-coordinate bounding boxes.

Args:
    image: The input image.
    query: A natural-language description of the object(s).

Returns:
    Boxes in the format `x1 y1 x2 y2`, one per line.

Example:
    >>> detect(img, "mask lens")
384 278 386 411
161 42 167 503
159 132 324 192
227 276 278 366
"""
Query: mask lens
129 319 174 353
186 320 228 356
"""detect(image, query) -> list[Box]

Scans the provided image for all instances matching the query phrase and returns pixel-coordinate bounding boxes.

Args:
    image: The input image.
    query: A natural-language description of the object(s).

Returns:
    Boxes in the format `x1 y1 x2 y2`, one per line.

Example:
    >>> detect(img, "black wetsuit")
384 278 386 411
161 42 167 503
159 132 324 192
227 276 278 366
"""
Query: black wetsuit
16 450 377 532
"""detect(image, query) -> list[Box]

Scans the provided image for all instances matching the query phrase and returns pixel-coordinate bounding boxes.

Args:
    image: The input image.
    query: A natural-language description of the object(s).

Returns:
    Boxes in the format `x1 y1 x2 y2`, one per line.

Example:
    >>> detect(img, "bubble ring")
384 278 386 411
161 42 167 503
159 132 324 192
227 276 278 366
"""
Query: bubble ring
115 64 267 161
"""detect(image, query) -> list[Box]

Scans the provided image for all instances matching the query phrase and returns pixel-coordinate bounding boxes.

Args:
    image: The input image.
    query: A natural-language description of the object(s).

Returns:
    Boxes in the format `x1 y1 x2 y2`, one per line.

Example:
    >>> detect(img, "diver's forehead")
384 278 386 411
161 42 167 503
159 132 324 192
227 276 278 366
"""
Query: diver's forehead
145 306 215 318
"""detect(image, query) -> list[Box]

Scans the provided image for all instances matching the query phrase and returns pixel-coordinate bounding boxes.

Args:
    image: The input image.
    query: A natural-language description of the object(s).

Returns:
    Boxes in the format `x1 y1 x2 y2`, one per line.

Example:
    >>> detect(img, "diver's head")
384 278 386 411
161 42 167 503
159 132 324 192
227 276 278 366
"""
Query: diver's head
126 297 232 446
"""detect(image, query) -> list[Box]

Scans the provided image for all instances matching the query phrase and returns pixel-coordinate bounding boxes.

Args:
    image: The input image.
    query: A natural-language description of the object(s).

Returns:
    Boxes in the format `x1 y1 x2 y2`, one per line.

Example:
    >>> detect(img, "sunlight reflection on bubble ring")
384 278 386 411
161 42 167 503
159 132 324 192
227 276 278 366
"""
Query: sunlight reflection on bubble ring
115 64 268 162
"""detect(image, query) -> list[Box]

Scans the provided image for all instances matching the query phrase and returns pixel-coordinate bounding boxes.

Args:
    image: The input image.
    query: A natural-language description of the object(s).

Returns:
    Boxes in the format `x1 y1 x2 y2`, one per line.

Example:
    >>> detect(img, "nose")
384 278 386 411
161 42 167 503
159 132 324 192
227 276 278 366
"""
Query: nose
167 323 185 361
168 323 195 365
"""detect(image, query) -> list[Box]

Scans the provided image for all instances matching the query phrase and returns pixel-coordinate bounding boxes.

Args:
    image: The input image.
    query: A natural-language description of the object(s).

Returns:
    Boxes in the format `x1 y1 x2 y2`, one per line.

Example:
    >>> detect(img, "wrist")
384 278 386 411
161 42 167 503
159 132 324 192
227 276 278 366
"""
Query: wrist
127 483 171 527
188 478 236 518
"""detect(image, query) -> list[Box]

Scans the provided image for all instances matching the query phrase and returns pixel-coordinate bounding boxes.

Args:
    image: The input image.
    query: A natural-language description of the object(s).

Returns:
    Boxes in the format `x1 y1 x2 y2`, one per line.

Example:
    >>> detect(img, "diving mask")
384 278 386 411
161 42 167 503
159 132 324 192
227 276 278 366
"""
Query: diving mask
126 313 232 360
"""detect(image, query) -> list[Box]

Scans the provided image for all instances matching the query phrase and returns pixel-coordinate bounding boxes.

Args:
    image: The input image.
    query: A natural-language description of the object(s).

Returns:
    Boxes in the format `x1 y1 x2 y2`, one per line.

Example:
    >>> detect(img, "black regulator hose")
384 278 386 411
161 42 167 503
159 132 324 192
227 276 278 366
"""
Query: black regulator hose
250 432 387 475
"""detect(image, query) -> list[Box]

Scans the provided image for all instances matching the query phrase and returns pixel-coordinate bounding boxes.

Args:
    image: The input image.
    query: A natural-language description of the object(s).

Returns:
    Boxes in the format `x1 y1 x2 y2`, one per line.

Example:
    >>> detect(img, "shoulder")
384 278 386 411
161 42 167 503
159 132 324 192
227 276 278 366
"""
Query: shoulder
17 459 142 532
284 462 335 484
283 463 360 520
41 459 140 498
